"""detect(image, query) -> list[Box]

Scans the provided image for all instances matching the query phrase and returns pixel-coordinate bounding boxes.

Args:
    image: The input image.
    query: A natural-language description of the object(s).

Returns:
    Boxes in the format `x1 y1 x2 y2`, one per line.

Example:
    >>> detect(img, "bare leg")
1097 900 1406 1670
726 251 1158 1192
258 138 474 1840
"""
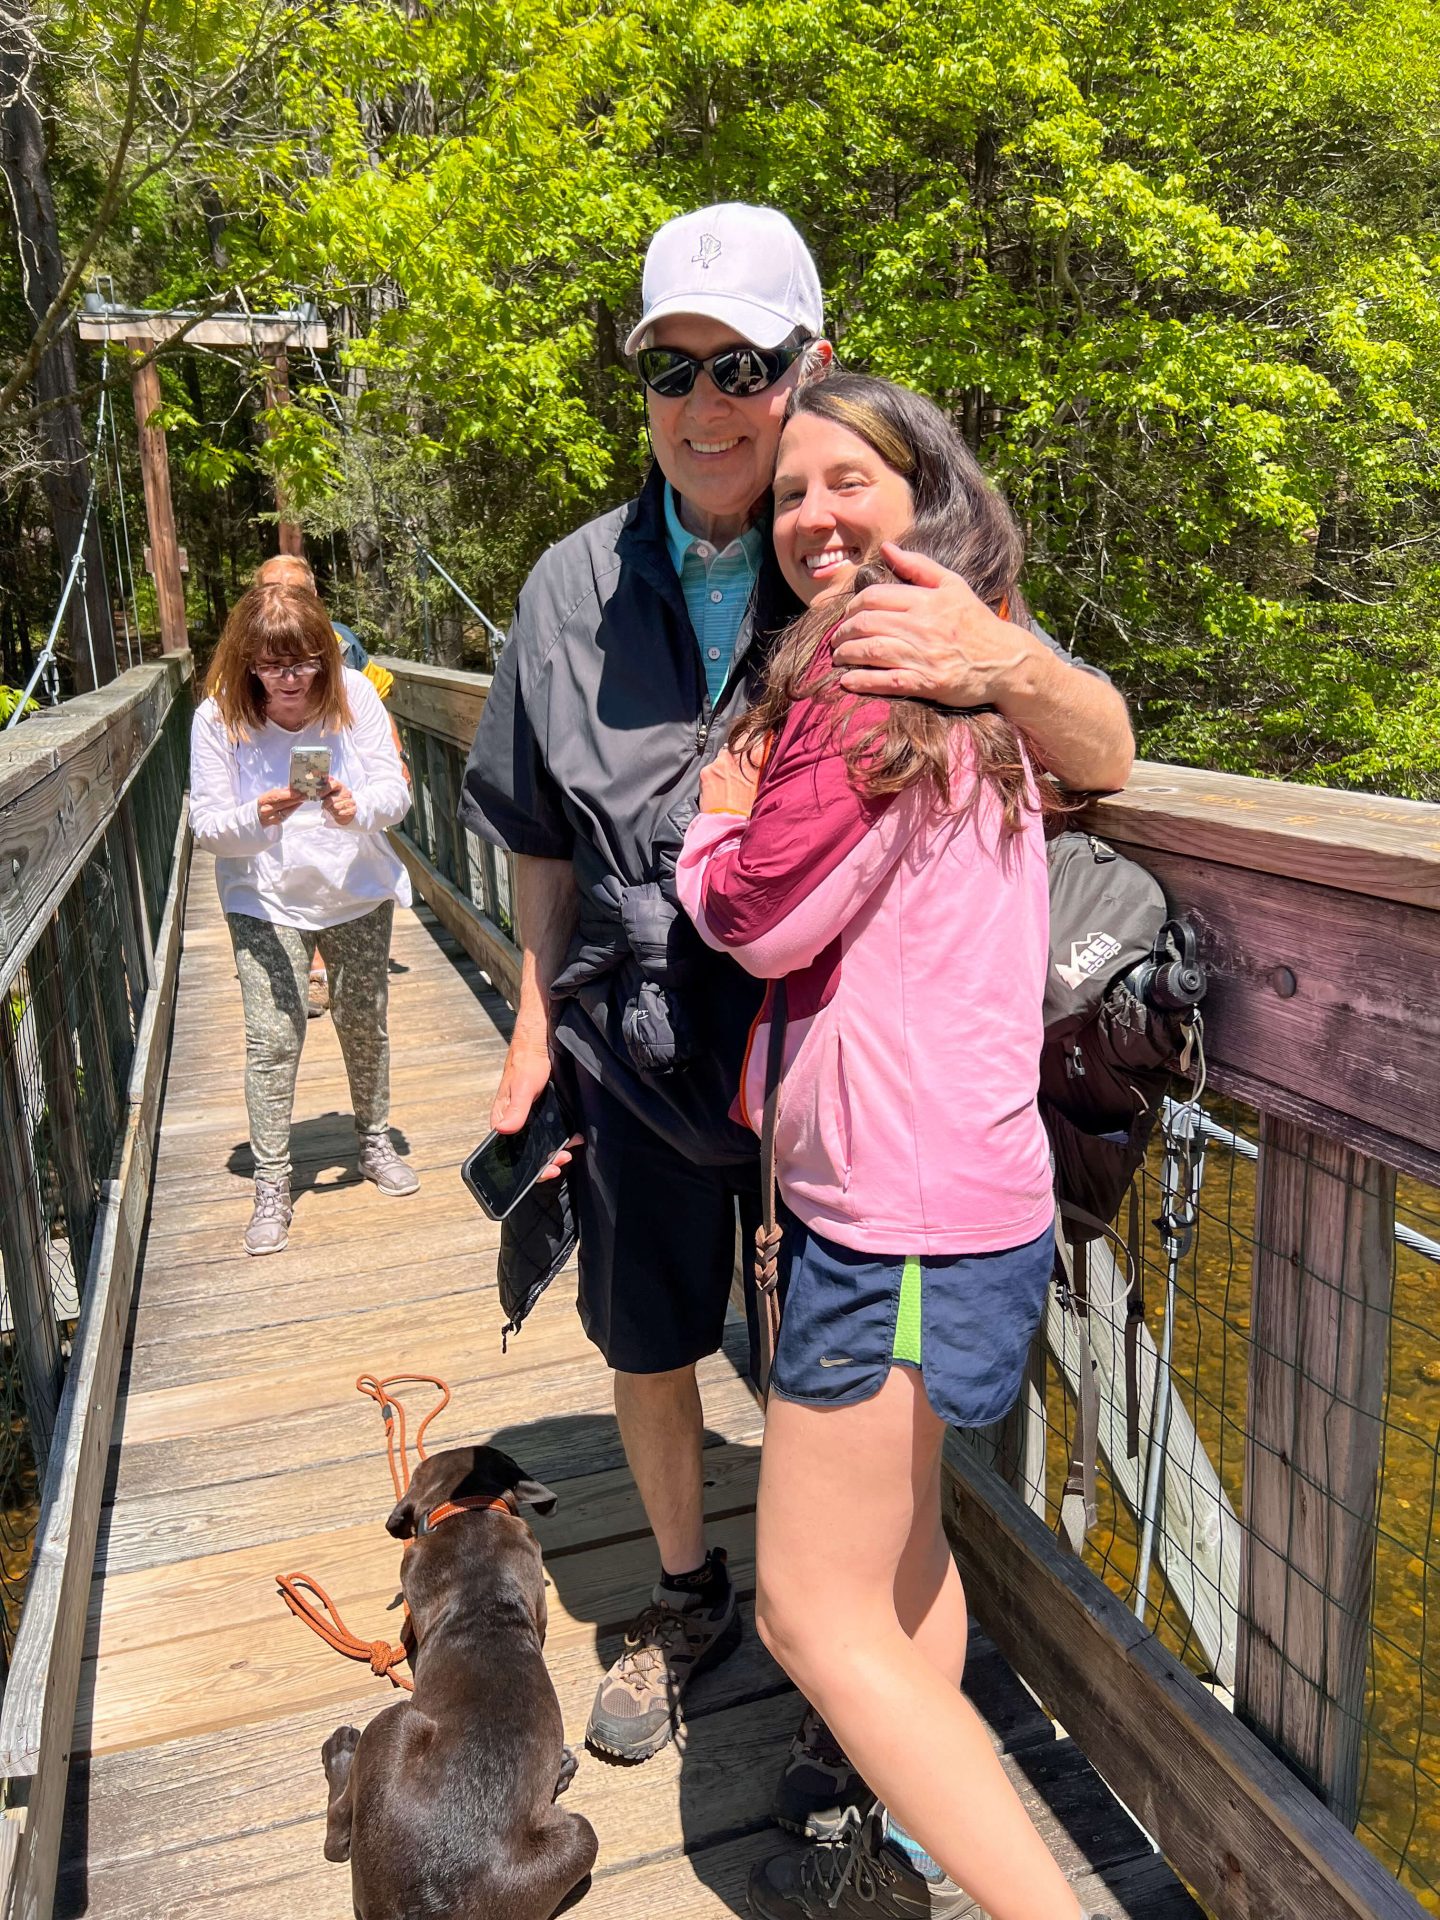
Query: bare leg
894 1389 969 1688
613 1365 707 1573
756 1370 1080 1920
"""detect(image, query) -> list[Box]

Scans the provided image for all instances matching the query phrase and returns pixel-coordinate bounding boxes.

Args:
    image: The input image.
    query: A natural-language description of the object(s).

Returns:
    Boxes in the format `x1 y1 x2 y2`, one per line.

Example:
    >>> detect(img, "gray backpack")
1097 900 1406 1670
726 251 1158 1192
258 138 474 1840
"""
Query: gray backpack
1039 829 1207 1546
1040 829 1206 1237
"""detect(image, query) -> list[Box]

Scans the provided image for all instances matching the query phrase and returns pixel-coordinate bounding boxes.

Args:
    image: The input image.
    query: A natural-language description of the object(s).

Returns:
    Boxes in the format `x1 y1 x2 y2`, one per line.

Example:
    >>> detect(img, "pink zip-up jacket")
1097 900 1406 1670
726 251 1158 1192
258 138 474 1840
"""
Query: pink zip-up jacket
676 674 1053 1257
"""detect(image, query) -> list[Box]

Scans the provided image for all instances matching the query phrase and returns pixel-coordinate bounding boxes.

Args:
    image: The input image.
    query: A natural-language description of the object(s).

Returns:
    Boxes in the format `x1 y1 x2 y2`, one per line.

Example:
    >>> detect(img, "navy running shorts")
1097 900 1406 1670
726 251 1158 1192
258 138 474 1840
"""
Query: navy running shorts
769 1207 1054 1428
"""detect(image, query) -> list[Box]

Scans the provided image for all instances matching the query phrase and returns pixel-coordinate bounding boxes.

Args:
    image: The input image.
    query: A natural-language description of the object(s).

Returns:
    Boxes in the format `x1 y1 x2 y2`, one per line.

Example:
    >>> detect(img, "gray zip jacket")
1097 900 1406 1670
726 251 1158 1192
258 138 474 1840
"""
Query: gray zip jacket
461 465 792 1166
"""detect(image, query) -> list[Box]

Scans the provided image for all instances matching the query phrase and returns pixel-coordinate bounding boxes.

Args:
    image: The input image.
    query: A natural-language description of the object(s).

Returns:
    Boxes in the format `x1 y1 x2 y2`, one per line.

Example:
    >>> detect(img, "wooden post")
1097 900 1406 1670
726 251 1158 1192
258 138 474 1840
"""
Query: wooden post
127 342 189 654
262 346 305 558
1237 1115 1396 1827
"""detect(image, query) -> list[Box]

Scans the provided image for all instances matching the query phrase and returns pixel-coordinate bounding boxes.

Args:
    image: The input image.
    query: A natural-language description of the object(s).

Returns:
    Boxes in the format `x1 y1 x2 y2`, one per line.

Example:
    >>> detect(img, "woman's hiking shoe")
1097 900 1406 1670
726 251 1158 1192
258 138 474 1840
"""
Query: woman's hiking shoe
243 1177 292 1256
358 1132 419 1195
773 1706 872 1838
747 1807 979 1919
586 1548 741 1761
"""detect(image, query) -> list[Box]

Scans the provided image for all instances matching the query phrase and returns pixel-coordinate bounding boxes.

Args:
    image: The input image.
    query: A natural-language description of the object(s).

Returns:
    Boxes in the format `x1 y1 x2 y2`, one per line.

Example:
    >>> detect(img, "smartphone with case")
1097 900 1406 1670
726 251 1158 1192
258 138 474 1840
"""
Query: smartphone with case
461 1084 573 1221
288 746 332 800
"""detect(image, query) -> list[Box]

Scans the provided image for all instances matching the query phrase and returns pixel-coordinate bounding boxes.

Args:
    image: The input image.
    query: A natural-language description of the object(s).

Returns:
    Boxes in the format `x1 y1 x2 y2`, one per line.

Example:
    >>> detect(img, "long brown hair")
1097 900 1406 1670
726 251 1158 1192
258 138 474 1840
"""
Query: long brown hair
204 583 351 737
736 375 1066 837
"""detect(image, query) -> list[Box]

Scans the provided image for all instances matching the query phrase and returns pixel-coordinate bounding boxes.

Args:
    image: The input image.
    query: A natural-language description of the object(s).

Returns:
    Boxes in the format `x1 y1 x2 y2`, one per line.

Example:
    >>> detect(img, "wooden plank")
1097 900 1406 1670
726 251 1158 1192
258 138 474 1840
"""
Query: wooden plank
1109 841 1440 1170
56 1715 1164 1920
0 658 191 985
76 311 329 350
127 349 188 656
106 1336 763 1521
373 656 490 753
1083 761 1440 912
941 1439 1428 1920
62 1622 1047 1882
94 1395 760 1576
0 804 188 1920
390 829 522 1007
77 1507 765 1756
1237 1119 1396 1827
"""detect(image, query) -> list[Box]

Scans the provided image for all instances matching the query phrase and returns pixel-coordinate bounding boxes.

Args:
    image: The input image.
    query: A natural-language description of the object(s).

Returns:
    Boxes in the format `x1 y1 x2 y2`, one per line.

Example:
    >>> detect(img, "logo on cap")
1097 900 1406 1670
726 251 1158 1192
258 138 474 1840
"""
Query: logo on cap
692 233 721 270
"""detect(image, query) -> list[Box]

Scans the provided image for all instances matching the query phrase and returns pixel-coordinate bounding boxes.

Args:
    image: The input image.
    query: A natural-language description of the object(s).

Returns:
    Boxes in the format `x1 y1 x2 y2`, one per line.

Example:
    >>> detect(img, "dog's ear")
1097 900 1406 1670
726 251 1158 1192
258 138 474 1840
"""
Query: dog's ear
385 1493 417 1539
514 1476 558 1517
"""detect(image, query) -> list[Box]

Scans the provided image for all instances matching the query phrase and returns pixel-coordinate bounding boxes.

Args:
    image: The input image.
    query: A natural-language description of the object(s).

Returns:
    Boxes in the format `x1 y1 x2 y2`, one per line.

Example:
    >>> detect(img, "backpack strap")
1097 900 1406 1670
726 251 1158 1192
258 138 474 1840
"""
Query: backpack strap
753 980 789 1399
1053 1210 1100 1553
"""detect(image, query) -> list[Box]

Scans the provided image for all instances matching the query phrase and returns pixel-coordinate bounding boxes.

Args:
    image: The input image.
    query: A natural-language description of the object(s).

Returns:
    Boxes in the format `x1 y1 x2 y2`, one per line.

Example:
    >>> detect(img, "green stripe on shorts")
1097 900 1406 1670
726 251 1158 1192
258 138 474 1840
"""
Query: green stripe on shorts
892 1256 923 1364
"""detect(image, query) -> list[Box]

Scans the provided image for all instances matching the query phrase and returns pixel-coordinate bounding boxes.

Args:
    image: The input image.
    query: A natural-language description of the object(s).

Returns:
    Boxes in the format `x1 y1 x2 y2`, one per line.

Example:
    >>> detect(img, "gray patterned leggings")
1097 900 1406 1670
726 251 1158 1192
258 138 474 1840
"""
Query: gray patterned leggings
227 902 394 1181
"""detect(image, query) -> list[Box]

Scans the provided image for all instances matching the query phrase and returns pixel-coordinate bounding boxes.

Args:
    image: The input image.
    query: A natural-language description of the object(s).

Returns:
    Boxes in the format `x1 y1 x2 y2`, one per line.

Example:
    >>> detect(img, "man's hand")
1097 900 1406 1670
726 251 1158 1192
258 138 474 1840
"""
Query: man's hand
321 779 358 825
698 741 766 818
489 1033 581 1181
257 786 305 828
489 855 585 1183
830 543 1029 708
831 541 1135 792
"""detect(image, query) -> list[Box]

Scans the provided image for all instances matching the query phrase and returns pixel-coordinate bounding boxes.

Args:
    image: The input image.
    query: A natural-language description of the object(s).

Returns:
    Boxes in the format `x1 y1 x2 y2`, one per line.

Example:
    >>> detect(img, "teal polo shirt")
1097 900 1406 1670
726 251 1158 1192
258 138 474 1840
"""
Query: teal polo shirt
664 483 763 707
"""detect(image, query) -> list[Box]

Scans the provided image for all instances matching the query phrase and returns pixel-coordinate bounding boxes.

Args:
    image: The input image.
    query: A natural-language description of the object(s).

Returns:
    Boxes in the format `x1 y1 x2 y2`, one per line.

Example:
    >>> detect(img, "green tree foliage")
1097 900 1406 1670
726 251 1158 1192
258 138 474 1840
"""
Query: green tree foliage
9 0 1440 793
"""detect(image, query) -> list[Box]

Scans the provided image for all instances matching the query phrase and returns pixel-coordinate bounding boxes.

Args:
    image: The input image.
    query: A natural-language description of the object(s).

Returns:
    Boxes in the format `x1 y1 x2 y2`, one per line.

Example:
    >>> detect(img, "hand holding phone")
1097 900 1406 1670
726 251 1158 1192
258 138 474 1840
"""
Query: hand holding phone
288 746 332 800
258 786 306 828
462 1084 576 1221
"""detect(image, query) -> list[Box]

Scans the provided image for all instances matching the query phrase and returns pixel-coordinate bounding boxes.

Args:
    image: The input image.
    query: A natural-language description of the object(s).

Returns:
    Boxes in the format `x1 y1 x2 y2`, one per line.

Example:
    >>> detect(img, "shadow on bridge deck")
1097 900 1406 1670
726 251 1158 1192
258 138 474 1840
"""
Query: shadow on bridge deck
54 853 1197 1919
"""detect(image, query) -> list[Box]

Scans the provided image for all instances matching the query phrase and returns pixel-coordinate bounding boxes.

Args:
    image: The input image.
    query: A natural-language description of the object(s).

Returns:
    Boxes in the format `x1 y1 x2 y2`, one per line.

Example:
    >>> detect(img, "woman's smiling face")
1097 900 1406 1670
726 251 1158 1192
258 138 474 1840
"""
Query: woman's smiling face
772 412 915 604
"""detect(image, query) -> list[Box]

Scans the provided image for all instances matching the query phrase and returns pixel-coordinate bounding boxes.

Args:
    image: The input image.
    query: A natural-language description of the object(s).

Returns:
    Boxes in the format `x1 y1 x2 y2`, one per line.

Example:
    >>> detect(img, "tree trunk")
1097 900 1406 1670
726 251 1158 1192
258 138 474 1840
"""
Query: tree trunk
0 24 118 689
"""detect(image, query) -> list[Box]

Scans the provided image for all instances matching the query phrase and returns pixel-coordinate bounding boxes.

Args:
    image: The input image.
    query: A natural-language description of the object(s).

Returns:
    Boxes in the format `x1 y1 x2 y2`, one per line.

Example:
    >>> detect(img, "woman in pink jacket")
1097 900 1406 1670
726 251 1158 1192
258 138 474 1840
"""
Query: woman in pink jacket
677 376 1081 1920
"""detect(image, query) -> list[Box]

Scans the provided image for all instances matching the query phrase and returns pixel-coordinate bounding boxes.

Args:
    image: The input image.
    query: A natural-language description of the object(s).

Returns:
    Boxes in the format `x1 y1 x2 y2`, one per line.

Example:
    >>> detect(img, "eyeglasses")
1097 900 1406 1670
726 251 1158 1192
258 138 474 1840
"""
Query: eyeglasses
635 340 807 400
254 660 321 683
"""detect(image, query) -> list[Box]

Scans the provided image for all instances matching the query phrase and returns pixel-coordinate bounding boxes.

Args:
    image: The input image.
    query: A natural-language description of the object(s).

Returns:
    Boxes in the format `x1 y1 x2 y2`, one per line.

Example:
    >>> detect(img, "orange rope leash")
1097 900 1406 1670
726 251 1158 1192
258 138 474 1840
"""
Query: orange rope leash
275 1373 453 1690
276 1571 414 1690
355 1372 451 1501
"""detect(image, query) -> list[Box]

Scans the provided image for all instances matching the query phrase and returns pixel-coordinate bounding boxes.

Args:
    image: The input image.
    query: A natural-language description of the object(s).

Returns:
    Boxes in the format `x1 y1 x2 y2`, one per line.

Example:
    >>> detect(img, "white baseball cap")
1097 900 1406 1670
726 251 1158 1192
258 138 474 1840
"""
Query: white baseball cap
623 204 824 356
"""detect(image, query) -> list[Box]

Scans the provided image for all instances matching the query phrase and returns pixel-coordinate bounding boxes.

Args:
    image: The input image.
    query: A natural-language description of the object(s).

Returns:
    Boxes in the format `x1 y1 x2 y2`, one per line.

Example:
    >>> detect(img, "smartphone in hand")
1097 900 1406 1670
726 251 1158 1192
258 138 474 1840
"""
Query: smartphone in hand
461 1084 572 1221
289 746 332 800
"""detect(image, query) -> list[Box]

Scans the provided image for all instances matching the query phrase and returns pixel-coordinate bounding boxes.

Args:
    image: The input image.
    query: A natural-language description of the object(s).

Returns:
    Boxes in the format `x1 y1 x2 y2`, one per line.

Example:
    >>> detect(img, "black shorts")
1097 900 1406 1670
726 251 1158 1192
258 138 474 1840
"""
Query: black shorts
566 1058 762 1375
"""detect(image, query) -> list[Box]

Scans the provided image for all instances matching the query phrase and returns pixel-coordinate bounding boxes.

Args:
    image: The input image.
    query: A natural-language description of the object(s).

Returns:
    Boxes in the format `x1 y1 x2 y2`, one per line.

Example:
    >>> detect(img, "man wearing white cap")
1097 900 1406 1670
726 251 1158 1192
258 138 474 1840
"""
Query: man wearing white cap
461 204 1132 1806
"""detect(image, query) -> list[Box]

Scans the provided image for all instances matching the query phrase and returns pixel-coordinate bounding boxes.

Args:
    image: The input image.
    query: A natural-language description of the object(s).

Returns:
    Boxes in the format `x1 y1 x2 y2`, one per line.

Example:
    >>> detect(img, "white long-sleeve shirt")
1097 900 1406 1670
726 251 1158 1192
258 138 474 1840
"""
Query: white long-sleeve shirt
190 668 414 929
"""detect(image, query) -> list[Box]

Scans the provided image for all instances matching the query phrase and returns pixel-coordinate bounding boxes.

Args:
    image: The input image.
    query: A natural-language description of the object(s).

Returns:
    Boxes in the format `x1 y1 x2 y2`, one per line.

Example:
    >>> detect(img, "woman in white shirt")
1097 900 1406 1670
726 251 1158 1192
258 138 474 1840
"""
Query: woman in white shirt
190 581 418 1255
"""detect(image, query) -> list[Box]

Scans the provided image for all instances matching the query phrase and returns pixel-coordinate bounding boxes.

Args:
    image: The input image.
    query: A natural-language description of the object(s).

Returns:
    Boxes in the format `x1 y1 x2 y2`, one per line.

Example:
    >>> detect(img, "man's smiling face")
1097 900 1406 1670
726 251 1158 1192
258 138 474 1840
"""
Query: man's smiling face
644 315 802 544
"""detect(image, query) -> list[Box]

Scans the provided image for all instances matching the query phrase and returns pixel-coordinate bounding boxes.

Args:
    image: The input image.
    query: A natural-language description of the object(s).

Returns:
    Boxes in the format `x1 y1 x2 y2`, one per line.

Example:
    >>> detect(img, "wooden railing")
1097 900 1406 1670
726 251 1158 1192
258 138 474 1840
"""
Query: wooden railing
0 654 194 1919
380 651 1440 1920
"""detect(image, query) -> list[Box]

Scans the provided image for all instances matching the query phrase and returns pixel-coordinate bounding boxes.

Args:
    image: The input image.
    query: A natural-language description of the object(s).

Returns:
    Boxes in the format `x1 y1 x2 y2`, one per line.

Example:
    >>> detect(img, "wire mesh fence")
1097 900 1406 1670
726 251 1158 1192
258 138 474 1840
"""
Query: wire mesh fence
394 719 514 939
0 698 189 1668
988 1093 1440 1911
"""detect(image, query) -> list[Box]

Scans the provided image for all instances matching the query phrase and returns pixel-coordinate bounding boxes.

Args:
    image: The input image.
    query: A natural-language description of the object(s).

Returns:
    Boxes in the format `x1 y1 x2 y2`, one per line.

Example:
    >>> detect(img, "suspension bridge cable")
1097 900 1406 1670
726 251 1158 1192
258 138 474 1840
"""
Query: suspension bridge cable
7 356 113 729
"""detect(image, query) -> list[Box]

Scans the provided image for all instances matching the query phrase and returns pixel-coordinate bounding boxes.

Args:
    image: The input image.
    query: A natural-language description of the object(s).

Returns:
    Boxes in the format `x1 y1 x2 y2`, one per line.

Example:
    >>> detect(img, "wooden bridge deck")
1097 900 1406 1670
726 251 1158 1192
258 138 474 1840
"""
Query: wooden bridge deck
56 852 1198 1919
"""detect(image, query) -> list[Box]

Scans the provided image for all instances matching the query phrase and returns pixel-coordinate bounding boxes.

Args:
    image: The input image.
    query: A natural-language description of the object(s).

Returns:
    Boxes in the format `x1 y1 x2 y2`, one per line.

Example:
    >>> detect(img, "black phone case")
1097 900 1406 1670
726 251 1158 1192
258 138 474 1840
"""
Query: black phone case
461 1084 572 1221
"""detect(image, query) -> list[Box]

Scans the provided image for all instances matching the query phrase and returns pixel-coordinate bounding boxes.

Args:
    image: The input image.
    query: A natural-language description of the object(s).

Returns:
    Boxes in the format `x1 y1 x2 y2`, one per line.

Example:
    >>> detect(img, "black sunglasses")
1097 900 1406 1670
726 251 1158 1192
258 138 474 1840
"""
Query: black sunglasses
635 340 807 399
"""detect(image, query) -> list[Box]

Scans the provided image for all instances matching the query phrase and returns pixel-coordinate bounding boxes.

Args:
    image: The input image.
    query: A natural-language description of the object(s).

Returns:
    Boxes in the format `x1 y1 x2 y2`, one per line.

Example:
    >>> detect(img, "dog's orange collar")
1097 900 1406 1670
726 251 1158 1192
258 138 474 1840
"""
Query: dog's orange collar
416 1494 512 1536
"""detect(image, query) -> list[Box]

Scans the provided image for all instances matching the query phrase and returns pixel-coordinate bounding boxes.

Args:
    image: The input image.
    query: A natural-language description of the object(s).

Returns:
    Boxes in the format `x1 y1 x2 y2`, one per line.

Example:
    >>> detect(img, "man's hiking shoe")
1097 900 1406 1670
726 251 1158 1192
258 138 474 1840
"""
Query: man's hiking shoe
358 1131 419 1196
244 1176 292 1256
586 1548 741 1761
748 1807 979 1919
773 1706 872 1839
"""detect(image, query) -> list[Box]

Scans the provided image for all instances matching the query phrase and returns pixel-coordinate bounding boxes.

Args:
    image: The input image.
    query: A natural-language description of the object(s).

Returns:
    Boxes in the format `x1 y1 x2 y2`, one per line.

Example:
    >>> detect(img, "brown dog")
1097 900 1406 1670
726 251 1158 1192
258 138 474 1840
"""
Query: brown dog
321 1444 598 1919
